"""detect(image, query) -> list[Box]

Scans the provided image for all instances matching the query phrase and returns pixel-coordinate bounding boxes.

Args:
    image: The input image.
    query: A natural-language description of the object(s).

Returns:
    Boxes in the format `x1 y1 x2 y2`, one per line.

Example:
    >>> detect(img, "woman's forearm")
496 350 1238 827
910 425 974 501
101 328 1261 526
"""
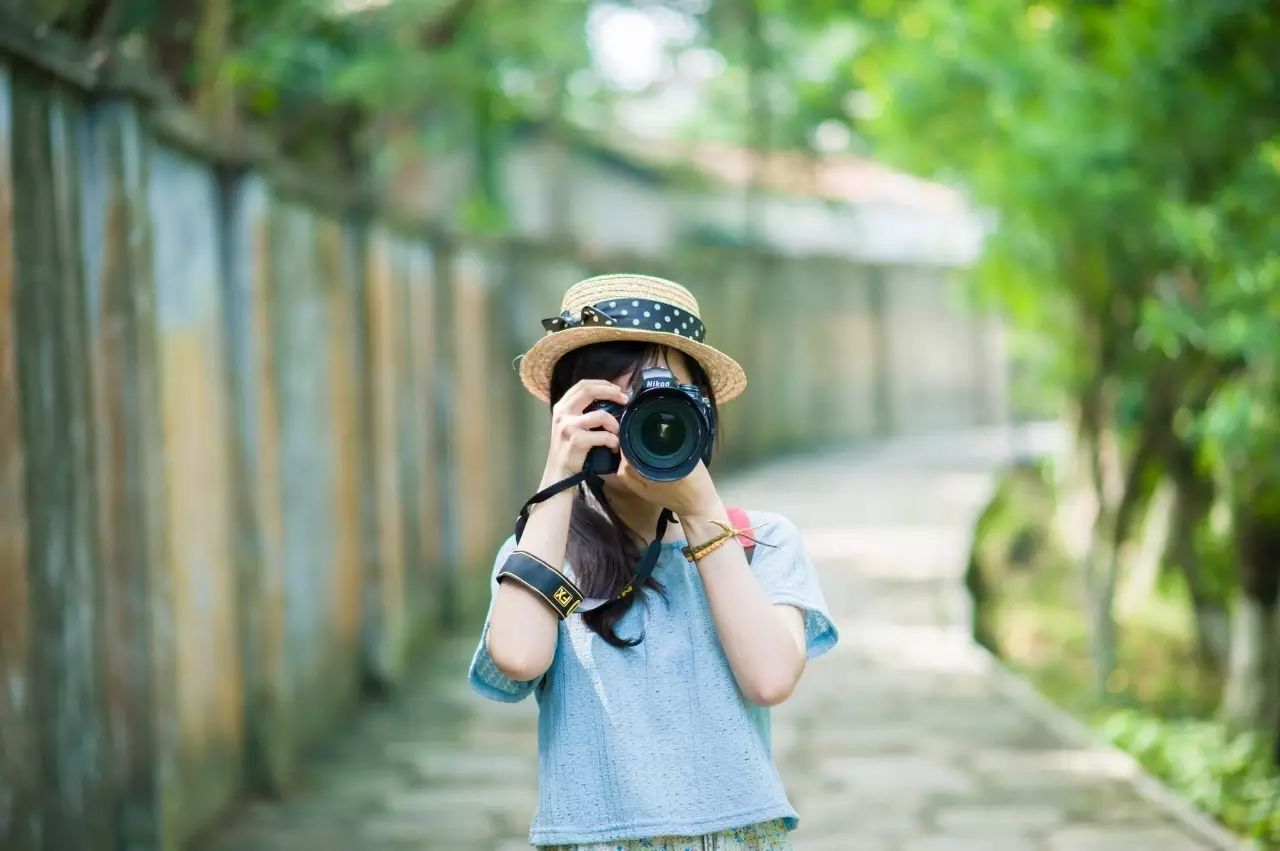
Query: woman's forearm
681 507 806 706
485 468 574 681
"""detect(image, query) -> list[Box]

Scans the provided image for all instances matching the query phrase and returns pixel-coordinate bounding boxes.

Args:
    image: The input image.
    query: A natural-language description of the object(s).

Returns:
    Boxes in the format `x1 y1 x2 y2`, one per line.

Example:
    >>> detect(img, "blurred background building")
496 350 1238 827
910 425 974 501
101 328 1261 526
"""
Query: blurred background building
388 121 985 265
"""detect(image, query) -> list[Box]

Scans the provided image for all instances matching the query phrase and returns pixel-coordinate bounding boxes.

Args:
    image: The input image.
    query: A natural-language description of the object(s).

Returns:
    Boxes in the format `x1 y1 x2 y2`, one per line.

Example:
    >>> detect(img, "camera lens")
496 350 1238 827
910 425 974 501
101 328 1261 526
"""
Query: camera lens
625 394 700 480
640 411 687 458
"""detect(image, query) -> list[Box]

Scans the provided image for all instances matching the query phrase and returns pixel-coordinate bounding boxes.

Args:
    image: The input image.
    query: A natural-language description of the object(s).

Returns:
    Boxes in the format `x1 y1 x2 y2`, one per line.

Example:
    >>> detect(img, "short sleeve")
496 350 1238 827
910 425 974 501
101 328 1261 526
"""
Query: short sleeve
467 534 546 702
746 511 839 660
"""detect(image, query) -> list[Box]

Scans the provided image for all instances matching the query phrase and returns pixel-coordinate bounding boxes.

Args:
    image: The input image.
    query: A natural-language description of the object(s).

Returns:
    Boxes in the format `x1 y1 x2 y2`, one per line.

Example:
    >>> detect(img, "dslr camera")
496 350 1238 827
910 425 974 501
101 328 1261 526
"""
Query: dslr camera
585 366 717 482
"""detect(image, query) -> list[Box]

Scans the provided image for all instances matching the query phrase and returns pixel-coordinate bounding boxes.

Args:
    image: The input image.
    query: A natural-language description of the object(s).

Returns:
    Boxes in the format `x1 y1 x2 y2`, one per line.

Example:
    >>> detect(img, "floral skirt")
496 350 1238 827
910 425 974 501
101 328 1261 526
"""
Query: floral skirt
537 818 792 851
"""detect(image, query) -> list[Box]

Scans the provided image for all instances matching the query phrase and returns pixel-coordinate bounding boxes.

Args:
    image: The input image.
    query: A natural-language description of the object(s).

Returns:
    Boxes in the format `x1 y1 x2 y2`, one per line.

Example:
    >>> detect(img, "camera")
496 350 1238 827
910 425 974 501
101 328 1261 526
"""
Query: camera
584 366 717 482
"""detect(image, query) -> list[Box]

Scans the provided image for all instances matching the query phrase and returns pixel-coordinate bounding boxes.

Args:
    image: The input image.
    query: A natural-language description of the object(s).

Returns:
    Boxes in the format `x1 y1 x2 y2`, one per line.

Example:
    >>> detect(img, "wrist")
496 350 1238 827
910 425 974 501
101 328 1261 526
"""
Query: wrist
528 471 578 521
679 502 730 542
540 460 579 489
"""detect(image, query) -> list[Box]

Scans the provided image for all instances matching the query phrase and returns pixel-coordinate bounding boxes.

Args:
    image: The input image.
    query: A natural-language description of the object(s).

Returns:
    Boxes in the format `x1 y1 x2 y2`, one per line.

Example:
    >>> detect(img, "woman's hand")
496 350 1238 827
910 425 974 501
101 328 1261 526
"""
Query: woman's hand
615 457 726 522
542 379 630 483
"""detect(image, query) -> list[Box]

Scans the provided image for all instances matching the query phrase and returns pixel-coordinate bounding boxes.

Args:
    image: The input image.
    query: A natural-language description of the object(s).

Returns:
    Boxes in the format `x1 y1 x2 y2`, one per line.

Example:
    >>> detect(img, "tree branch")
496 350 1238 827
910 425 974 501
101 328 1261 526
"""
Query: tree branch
419 0 481 49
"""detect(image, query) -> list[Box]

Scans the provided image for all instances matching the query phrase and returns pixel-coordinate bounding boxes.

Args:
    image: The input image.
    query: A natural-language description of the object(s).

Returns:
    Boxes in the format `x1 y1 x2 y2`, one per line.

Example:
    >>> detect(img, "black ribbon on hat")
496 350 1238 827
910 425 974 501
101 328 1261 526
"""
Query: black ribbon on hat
541 304 615 331
541 298 707 342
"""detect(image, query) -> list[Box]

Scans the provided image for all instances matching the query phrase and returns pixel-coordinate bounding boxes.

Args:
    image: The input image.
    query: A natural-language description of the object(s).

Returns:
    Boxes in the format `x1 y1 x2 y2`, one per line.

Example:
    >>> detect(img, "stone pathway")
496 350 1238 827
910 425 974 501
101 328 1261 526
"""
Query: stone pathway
197 428 1235 851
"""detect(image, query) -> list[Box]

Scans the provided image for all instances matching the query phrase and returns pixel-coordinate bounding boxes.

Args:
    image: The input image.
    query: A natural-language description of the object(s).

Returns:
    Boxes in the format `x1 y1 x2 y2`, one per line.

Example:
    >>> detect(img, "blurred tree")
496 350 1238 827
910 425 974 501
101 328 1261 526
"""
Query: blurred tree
11 0 605 224
692 0 867 237
849 0 1280 740
1147 140 1280 735
225 0 599 226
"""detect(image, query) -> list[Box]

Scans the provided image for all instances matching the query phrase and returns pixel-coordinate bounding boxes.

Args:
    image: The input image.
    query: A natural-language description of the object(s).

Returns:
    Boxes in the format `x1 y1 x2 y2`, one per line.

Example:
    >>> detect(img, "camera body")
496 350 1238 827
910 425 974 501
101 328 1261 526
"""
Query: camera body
585 366 717 482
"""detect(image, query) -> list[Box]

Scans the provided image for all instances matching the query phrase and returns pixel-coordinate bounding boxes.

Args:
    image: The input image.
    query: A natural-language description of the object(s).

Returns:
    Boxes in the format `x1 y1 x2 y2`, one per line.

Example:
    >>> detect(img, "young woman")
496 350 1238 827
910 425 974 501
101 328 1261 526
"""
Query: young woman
468 274 838 850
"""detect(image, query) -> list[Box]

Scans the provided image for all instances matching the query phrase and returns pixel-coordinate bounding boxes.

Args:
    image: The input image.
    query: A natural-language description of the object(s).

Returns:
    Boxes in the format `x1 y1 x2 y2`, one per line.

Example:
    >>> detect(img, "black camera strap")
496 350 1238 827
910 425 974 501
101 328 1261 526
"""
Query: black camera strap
511 471 675 615
513 470 592 542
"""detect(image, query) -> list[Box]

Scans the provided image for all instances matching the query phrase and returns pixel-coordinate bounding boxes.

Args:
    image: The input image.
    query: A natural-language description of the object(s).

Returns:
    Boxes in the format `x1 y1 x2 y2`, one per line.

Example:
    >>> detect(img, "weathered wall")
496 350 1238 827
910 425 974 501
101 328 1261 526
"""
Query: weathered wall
389 127 985 266
0 44 1006 851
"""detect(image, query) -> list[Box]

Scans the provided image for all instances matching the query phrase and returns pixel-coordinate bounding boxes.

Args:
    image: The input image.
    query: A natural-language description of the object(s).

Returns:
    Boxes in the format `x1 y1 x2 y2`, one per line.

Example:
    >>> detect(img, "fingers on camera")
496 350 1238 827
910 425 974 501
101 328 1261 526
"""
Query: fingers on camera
573 429 618 450
577 409 620 433
556 380 626 416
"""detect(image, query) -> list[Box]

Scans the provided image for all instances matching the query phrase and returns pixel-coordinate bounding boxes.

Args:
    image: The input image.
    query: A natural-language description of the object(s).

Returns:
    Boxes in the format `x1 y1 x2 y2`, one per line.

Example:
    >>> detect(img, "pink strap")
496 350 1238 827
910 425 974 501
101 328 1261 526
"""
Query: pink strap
725 506 756 550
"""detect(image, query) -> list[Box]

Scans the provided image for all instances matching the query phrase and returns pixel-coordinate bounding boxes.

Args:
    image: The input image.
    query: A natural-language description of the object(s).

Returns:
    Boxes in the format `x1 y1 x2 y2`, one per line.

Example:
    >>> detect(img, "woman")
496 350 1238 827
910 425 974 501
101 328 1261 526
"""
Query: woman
468 273 838 850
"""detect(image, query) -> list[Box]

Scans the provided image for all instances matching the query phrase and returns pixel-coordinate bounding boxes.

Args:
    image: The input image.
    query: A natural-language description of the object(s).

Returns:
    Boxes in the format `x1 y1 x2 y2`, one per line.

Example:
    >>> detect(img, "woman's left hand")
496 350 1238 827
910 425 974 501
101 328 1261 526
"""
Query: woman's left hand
615 456 726 521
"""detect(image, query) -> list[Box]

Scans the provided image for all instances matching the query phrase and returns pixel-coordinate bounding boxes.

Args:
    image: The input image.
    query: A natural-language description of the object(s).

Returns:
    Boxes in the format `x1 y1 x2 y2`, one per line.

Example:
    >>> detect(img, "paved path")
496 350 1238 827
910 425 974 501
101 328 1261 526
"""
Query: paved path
199 428 1232 851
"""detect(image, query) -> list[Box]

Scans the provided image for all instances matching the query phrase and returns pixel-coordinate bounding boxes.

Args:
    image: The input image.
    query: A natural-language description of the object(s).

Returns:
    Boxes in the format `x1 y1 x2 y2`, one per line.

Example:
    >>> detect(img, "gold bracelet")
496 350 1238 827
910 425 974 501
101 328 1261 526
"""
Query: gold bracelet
682 518 772 563
683 531 733 563
683 520 739 562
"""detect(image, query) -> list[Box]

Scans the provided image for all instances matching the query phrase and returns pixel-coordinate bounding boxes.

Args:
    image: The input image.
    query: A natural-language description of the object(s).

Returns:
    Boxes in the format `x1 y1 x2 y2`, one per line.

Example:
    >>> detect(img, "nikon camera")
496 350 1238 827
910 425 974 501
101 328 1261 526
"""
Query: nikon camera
584 366 717 482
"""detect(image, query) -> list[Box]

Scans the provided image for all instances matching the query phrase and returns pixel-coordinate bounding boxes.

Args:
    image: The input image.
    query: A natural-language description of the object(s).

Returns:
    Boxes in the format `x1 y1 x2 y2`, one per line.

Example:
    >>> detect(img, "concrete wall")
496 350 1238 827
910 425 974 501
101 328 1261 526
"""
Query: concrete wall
0 50 1006 851
392 132 984 266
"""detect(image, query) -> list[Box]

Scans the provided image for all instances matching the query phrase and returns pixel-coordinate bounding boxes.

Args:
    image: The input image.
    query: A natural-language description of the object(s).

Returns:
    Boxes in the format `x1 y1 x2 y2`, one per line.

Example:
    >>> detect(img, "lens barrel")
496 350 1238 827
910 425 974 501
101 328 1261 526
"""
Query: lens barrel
582 369 715 482
622 391 703 481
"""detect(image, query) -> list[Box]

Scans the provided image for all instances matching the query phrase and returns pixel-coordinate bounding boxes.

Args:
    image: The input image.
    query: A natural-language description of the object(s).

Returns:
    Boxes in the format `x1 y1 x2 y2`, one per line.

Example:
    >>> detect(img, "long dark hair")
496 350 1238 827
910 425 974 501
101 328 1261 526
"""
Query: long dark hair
548 341 720 647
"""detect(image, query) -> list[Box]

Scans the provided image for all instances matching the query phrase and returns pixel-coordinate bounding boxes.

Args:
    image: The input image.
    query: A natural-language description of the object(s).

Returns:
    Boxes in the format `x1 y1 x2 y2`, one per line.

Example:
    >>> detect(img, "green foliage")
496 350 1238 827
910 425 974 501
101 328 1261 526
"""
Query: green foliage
1100 710 1280 846
225 0 600 149
1140 132 1280 490
971 463 1276 844
858 0 1280 481
855 0 1280 396
854 0 1280 804
694 3 869 150
983 518 1223 715
965 458 1059 652
28 0 611 193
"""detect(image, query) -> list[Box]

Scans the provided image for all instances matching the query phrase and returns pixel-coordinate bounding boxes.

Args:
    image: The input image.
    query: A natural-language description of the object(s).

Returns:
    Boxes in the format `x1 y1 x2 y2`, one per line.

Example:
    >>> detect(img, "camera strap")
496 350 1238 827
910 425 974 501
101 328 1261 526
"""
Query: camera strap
514 470 592 542
511 471 676 614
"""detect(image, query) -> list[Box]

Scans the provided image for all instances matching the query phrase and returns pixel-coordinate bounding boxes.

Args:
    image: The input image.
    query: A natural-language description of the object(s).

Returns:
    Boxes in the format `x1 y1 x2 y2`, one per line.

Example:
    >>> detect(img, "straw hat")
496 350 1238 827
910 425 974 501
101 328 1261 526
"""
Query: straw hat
517 273 748 404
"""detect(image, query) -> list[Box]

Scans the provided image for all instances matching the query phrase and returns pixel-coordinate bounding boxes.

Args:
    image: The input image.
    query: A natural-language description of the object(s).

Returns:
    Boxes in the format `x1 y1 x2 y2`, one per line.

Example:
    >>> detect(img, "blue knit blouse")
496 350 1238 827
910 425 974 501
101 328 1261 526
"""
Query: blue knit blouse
467 509 839 846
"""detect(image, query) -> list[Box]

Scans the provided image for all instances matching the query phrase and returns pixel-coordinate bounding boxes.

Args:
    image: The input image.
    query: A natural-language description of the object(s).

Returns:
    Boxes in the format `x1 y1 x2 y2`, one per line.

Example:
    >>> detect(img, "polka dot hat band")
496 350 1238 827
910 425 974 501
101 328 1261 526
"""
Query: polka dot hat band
516 273 748 404
541 299 707 340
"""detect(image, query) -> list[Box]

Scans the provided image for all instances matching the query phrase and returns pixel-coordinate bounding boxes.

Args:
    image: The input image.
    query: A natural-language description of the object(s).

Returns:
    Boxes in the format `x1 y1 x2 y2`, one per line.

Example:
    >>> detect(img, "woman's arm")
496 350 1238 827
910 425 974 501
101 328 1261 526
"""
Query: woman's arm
484 479 570 681
614 458 807 706
681 506 807 706
485 379 630 682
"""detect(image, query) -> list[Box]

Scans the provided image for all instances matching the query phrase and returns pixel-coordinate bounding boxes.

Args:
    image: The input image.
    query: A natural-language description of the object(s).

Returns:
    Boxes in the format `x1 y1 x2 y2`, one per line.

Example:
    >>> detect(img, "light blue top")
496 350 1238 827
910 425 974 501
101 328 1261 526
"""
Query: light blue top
467 509 839 846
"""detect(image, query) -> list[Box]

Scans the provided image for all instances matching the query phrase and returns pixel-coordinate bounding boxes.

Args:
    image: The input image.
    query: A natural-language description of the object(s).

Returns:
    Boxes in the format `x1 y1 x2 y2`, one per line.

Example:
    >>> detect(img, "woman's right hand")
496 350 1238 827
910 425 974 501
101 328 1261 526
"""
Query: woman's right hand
488 380 629 681
543 379 630 481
